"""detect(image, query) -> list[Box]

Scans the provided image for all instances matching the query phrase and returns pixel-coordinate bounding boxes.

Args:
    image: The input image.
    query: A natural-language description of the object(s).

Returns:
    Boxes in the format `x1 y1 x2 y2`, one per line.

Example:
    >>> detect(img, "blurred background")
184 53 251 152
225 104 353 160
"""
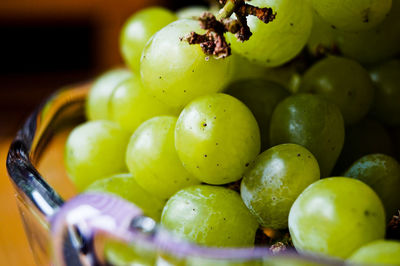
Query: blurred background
0 0 206 264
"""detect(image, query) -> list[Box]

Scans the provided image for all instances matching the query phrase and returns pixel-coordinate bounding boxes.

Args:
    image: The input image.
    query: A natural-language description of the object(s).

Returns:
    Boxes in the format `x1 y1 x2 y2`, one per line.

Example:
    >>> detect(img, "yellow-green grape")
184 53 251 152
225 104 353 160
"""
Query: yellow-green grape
347 240 400 265
370 60 400 126
270 94 345 177
263 256 324 266
289 177 386 259
86 68 132 121
141 19 231 110
335 0 400 64
310 0 392 32
161 185 258 247
334 118 394 174
187 257 261 266
175 93 260 185
227 0 313 67
241 144 320 229
176 6 208 19
109 76 178 132
64 121 130 191
344 154 400 221
126 116 200 199
299 56 374 125
120 7 176 72
104 240 155 266
307 12 337 57
86 173 165 221
225 79 289 150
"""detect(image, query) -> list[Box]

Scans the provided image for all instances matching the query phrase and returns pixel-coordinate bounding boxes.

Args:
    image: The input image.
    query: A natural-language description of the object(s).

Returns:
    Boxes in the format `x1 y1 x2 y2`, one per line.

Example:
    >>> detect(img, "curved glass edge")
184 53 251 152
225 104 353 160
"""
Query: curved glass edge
4 83 362 266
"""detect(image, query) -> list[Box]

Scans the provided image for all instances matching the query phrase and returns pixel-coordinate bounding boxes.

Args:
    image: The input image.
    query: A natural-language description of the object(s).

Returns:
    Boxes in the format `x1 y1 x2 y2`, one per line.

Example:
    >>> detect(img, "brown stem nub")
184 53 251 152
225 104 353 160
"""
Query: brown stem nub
236 4 276 24
387 211 400 240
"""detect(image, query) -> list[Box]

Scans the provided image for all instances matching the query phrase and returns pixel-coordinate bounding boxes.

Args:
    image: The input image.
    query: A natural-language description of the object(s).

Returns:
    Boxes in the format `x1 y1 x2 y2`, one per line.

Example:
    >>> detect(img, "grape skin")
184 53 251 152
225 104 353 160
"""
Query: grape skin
141 19 231 110
126 116 200 199
228 0 313 67
86 68 131 121
347 240 400 265
289 177 386 259
241 144 320 229
64 120 130 191
175 93 260 185
120 7 177 72
161 185 259 247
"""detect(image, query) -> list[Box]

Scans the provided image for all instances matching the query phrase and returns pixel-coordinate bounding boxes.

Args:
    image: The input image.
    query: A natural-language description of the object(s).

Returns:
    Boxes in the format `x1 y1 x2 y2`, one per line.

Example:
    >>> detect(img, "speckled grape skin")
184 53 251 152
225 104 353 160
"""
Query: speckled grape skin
64 120 131 191
270 94 345 177
126 116 200 199
289 177 386 259
175 93 261 185
225 79 289 150
344 153 400 221
161 185 258 247
299 56 374 125
347 240 400 265
241 144 320 229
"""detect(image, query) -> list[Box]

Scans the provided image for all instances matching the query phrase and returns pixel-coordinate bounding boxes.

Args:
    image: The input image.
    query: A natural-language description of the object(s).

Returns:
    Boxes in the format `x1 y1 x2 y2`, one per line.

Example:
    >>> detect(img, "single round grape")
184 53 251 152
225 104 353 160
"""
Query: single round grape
333 118 394 174
289 177 386 259
86 68 131 121
141 19 231 110
126 116 200 199
270 94 345 177
227 0 313 67
310 0 392 32
370 60 400 126
241 144 320 229
109 76 178 132
64 120 130 191
299 56 374 125
86 173 165 221
176 6 208 19
120 7 176 72
225 79 289 150
344 154 400 221
347 240 400 265
175 93 260 185
161 185 258 247
335 0 400 64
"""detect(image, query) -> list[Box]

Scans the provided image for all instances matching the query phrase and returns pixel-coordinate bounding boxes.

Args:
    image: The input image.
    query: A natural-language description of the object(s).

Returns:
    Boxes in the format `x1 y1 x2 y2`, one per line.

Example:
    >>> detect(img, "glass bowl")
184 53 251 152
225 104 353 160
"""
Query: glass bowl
6 83 370 266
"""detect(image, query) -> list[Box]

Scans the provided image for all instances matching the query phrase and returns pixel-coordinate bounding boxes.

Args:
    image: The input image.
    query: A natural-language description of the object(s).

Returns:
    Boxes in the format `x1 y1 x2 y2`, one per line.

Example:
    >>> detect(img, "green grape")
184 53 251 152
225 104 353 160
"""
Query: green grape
310 0 392 32
86 173 165 221
225 79 289 150
229 54 302 93
141 19 231 110
120 7 176 72
270 94 345 177
109 75 178 132
187 257 261 266
370 60 400 126
347 240 400 265
126 116 200 199
104 240 155 266
343 154 400 221
161 185 258 247
86 68 132 121
299 56 374 125
289 177 386 259
175 93 260 185
176 6 208 19
334 118 394 174
227 0 313 67
64 121 130 191
263 256 324 266
241 144 320 229
306 12 337 57
335 0 400 64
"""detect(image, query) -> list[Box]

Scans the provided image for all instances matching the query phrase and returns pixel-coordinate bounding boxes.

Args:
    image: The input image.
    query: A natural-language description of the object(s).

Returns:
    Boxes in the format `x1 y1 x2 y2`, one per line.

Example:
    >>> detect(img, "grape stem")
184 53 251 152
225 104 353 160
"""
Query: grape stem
184 0 276 58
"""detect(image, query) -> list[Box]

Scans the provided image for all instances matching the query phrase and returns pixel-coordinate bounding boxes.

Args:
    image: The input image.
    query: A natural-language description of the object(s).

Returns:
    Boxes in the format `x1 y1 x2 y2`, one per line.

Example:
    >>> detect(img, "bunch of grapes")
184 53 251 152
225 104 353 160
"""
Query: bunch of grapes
64 0 400 264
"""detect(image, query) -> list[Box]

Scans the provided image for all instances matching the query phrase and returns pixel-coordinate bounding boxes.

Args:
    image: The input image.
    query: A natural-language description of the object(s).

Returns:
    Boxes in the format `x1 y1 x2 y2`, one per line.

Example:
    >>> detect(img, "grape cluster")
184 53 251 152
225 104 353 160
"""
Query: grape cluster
65 0 400 264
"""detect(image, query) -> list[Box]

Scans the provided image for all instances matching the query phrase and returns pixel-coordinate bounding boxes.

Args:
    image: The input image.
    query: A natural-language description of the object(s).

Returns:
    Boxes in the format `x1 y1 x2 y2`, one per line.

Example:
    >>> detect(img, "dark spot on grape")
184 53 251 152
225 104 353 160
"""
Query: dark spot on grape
216 163 219 166
204 154 208 157
266 59 271 63
186 178 190 181
331 25 337 29
216 142 219 145
307 155 311 158
214 116 217 119
205 56 210 61
192 69 195 72
159 76 162 79
203 123 207 127
209 105 212 108
162 89 166 93
297 153 301 157
196 165 200 168
183 90 187 93
364 210 370 216
245 163 250 167
210 226 213 230
193 208 196 211
223 109 226 112
290 22 294 26
223 217 226 221
362 8 370 23
228 236 231 239
272 196 276 201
